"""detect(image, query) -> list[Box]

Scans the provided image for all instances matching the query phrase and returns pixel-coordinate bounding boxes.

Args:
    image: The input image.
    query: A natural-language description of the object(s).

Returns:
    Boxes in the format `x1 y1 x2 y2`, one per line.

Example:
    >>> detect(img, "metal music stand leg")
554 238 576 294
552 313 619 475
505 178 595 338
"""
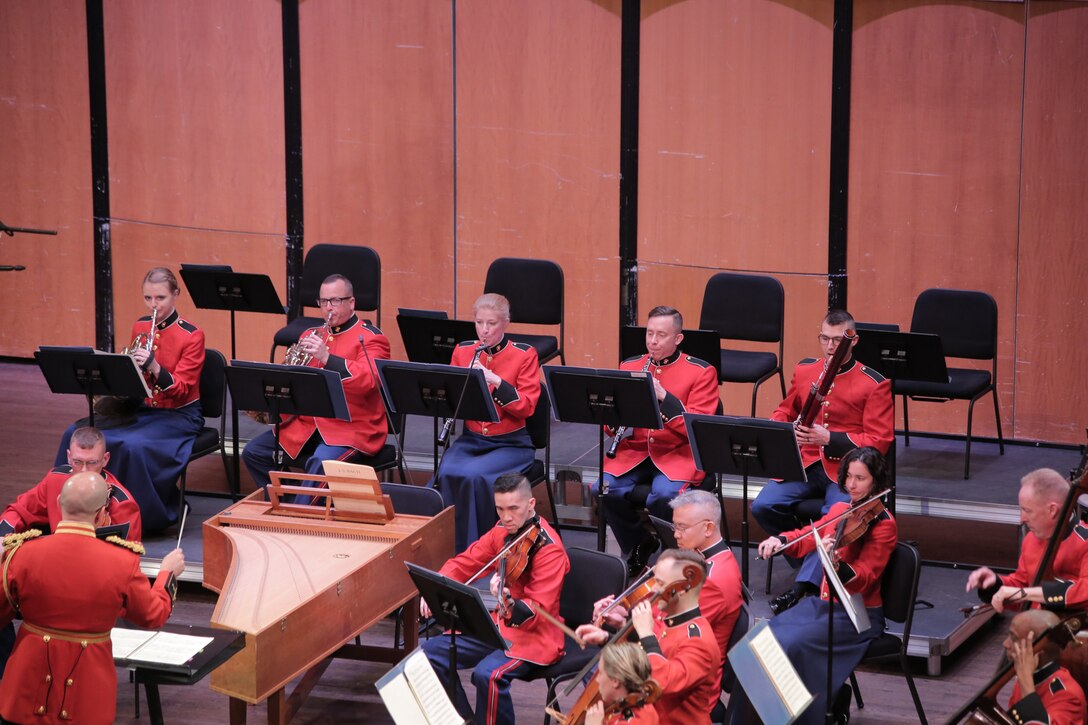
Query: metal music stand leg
597 427 607 552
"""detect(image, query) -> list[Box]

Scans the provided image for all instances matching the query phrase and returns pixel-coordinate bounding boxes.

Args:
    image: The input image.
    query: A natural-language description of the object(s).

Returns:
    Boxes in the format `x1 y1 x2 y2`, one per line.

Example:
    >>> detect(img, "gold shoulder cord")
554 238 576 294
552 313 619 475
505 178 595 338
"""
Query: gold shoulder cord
105 535 146 556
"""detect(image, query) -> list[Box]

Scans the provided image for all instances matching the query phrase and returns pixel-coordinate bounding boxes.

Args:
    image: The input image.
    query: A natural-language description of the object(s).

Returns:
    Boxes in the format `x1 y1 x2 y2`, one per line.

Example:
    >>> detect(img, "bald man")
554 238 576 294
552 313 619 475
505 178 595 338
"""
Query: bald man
967 469 1088 612
1005 609 1086 725
0 472 184 725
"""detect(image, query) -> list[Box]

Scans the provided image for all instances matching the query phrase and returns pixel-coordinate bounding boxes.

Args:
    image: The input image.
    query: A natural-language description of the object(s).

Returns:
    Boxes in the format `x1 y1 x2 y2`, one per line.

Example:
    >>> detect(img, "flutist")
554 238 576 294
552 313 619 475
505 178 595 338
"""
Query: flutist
428 293 540 552
752 309 893 615
242 274 390 500
593 306 719 578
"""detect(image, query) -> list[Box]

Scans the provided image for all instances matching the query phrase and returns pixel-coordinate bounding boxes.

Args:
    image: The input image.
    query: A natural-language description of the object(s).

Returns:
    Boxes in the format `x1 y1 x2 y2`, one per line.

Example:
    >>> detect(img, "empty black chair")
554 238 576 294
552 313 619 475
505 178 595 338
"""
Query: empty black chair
177 349 231 522
380 482 445 517
699 273 786 416
528 547 628 725
848 542 927 724
484 257 565 365
895 288 1004 479
270 244 382 361
525 383 560 530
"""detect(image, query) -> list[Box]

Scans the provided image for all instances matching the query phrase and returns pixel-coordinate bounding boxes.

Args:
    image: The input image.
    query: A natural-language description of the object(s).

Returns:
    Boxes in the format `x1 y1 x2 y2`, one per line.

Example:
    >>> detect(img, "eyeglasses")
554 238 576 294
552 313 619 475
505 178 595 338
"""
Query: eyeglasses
672 519 711 534
818 334 847 346
316 296 353 308
70 458 103 470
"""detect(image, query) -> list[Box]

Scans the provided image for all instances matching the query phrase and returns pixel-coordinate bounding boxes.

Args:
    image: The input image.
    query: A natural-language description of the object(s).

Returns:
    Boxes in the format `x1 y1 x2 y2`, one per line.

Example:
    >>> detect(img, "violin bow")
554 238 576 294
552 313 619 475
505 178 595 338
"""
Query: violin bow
760 488 893 560
527 601 586 649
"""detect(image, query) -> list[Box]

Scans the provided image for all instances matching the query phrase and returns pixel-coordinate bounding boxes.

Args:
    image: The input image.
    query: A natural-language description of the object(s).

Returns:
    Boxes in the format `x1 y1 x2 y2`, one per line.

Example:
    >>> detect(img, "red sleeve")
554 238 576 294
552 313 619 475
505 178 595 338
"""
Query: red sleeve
108 498 143 543
780 503 850 557
837 518 897 595
439 528 503 582
506 543 569 631
847 377 894 454
120 562 174 629
155 327 206 405
323 328 390 401
663 362 719 436
0 473 53 535
644 635 719 698
494 349 541 423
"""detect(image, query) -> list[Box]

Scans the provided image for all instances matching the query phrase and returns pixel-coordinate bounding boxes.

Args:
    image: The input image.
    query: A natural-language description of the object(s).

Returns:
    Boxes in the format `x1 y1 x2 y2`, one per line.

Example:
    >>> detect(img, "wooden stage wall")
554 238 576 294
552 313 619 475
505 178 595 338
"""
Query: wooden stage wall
0 0 1085 444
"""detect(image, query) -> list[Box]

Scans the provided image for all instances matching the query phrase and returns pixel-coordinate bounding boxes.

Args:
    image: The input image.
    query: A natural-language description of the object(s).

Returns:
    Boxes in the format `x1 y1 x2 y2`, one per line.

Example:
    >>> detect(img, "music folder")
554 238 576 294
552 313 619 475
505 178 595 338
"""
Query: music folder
728 620 814 725
376 647 469 725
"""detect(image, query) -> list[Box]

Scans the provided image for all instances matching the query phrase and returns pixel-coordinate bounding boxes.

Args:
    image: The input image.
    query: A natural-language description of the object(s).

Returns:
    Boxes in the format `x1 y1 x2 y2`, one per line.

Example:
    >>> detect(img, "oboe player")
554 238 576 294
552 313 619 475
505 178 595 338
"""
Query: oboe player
593 306 719 578
752 309 893 614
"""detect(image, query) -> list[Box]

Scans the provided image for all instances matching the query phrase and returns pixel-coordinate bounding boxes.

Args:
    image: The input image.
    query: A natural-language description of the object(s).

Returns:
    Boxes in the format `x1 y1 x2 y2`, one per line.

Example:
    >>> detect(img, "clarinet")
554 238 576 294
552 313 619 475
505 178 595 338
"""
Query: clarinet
437 343 487 446
795 328 856 429
606 355 655 458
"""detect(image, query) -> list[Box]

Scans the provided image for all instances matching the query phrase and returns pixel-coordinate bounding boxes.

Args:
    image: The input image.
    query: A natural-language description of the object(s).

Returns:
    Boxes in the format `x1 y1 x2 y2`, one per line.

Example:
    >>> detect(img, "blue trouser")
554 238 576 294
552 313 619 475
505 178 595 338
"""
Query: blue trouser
593 458 685 554
750 463 849 587
242 429 361 505
422 634 539 725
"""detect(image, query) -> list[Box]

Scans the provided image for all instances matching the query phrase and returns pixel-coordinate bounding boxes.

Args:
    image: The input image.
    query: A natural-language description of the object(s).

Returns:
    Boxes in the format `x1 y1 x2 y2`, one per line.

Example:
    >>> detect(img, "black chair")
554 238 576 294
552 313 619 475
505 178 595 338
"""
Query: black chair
177 349 232 522
270 244 382 361
714 594 753 724
354 408 408 485
525 383 560 531
527 547 628 725
895 288 1004 479
848 541 927 724
484 257 565 365
699 272 786 416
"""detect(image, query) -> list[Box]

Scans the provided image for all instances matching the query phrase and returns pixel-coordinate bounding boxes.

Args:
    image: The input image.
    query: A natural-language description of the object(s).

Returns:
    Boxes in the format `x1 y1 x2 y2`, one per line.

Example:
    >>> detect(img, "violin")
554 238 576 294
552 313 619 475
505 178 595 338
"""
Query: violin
601 680 662 721
593 571 655 628
547 563 705 725
495 519 542 621
761 490 892 560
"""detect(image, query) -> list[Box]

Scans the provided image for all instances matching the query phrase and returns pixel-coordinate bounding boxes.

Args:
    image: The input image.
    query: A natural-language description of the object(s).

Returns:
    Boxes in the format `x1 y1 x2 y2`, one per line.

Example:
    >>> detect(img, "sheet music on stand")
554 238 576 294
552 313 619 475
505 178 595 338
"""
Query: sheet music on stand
376 647 469 725
728 619 814 725
111 627 215 669
813 527 870 634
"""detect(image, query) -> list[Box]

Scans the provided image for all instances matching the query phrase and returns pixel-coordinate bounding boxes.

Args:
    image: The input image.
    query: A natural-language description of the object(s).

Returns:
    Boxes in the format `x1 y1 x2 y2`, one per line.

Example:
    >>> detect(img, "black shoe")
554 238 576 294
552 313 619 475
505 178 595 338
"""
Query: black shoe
832 684 852 724
769 587 808 616
627 536 659 579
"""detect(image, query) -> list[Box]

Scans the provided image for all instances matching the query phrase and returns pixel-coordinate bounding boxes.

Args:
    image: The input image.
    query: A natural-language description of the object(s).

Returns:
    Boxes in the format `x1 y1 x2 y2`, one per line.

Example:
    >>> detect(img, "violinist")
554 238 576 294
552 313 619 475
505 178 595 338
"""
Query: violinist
750 309 893 615
736 446 896 725
420 472 568 725
966 468 1088 613
1004 609 1086 725
585 642 660 725
577 549 721 725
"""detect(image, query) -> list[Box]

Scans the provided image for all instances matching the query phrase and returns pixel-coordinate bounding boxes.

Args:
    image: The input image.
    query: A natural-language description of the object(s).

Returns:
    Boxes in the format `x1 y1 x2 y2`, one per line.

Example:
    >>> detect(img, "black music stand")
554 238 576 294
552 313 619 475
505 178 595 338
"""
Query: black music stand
853 329 948 510
375 360 499 472
396 313 478 365
406 562 507 704
684 414 805 587
544 366 662 551
619 326 723 381
181 265 286 496
35 347 152 428
648 514 679 551
116 623 245 725
225 361 348 473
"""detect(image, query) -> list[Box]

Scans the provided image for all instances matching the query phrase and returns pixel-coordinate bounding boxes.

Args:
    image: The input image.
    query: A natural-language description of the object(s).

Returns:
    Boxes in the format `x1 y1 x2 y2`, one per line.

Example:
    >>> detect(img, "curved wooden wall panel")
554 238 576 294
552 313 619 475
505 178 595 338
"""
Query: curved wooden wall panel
637 263 830 418
102 0 286 362
638 0 833 273
848 1 1025 440
453 0 622 367
1013 2 1088 444
299 0 455 360
0 2 93 356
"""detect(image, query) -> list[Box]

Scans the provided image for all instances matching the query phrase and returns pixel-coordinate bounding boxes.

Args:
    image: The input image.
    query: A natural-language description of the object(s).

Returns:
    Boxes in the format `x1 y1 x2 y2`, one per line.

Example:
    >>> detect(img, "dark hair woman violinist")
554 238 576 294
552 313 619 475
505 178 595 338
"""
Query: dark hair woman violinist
736 446 897 725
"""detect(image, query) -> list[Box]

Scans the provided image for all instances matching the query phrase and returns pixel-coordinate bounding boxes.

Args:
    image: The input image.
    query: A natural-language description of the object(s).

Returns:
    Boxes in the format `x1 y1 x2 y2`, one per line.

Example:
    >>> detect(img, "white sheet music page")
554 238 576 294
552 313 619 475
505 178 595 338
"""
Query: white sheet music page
404 649 465 725
749 625 812 717
111 628 213 666
110 628 157 660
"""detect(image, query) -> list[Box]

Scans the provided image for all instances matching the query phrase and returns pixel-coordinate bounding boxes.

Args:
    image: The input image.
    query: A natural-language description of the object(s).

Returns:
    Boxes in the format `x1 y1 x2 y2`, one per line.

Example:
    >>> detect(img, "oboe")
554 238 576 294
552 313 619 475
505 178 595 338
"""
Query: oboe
437 342 487 446
606 355 655 458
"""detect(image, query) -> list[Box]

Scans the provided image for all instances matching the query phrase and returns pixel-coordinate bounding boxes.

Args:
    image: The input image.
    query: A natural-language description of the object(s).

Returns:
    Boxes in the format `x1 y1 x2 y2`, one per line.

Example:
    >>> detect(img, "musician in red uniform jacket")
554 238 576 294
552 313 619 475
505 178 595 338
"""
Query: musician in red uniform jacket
54 267 204 532
579 548 721 725
242 274 391 502
751 309 893 613
968 468 1088 613
421 473 569 725
1004 609 1087 725
585 642 661 725
735 447 896 725
596 306 720 577
430 293 541 552
0 472 184 725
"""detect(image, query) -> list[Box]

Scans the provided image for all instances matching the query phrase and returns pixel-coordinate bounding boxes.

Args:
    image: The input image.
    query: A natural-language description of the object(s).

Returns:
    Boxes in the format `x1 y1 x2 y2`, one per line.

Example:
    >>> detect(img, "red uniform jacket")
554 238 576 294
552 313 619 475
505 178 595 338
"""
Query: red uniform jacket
439 516 568 665
0 522 175 725
779 502 897 608
279 317 391 459
982 522 1088 610
450 338 540 437
771 357 893 481
605 351 720 484
131 310 204 409
699 539 743 670
1008 661 1087 725
605 702 660 724
640 608 721 725
0 467 142 542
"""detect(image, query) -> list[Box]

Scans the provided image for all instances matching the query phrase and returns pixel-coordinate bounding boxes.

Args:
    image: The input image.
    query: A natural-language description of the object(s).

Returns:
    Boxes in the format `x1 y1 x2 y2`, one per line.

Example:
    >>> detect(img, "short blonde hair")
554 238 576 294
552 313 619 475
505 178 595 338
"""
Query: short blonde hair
600 641 653 693
473 293 510 321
